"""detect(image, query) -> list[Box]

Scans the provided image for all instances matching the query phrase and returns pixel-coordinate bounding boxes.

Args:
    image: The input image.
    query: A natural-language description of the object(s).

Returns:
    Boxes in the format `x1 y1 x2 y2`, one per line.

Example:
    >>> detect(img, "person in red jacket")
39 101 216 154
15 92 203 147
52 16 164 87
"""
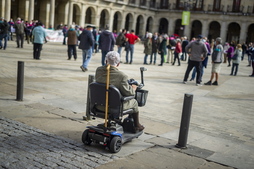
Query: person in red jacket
124 30 140 64
172 39 182 66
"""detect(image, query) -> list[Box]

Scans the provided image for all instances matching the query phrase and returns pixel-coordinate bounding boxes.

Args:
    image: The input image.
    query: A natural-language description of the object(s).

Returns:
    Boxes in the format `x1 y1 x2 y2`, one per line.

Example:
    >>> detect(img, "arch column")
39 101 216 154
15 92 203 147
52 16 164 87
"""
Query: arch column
132 15 137 31
1 0 5 18
183 24 191 39
68 1 73 25
141 16 147 36
49 0 55 27
29 0 34 21
120 13 126 30
168 18 174 35
220 22 227 43
5 0 11 20
80 4 86 27
109 10 114 31
239 22 247 43
202 20 209 38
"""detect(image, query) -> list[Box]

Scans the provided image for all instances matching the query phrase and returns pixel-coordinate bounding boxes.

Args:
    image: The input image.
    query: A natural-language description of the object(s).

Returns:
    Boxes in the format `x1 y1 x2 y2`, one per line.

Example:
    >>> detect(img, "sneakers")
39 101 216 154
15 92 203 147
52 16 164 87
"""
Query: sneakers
183 81 187 84
196 83 202 86
80 66 87 72
204 81 211 85
212 81 218 85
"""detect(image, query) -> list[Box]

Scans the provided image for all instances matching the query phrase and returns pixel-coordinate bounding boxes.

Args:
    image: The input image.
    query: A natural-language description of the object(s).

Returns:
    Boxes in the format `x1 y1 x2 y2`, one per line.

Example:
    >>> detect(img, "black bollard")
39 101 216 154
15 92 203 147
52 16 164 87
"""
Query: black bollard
83 75 95 120
175 93 193 149
16 61 24 101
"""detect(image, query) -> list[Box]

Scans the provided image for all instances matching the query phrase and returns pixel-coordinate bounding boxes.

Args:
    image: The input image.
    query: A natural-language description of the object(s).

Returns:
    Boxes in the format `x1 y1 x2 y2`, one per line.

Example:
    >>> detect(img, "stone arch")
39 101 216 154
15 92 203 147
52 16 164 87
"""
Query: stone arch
174 19 183 37
136 15 145 36
72 3 81 26
99 9 110 30
191 20 202 39
208 21 221 41
146 16 153 33
158 18 168 34
227 22 241 43
113 11 123 33
247 24 254 43
125 13 134 31
85 7 96 26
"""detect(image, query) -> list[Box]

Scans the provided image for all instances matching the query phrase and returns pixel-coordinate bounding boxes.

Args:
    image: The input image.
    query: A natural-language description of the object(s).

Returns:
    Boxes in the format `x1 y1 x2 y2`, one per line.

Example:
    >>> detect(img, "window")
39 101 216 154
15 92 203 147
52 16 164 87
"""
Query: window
160 0 169 9
213 0 221 11
175 0 203 11
140 0 146 6
232 0 241 12
150 0 156 8
129 0 135 4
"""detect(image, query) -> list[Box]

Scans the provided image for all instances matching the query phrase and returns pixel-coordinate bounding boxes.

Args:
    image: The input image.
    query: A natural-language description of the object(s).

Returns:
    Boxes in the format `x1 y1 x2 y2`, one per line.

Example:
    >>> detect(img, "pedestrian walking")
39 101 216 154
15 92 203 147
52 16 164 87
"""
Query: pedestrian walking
78 25 94 72
158 34 168 66
230 44 242 76
99 25 115 66
32 21 47 60
115 29 126 60
183 35 208 86
67 25 79 60
226 43 235 67
172 38 182 66
14 17 26 48
204 37 224 86
150 32 159 65
0 17 9 50
143 32 153 65
181 36 189 61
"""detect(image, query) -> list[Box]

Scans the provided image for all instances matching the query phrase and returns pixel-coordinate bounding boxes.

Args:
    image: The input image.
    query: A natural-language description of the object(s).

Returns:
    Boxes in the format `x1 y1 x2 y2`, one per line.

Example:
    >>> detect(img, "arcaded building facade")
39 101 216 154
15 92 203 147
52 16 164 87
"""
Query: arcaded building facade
1 0 254 43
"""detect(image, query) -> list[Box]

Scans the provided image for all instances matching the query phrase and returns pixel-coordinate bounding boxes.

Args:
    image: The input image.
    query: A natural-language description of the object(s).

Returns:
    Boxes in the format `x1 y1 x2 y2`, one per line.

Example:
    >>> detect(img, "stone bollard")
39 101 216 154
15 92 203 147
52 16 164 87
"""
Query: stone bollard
175 93 193 149
83 75 95 120
16 61 24 101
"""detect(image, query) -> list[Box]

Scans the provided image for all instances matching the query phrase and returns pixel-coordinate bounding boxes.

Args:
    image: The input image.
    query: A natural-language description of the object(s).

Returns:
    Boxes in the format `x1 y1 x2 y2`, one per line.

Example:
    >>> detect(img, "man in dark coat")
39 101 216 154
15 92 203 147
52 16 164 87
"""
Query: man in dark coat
78 25 94 72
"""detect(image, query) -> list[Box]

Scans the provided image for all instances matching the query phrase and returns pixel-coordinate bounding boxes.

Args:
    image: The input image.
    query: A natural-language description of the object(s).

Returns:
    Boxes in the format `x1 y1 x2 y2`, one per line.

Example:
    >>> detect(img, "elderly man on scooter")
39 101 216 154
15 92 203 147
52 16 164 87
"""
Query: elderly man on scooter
95 51 144 131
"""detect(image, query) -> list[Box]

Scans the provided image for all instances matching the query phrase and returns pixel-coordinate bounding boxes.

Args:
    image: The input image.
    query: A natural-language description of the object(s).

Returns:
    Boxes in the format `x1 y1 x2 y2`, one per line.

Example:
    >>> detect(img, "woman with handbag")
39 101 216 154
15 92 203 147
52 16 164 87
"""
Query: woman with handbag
230 44 242 76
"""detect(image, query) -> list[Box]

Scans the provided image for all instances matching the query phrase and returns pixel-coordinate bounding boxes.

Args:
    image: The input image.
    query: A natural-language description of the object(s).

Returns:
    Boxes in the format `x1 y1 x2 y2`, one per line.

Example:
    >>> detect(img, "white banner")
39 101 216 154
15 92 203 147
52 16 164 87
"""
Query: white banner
45 29 64 42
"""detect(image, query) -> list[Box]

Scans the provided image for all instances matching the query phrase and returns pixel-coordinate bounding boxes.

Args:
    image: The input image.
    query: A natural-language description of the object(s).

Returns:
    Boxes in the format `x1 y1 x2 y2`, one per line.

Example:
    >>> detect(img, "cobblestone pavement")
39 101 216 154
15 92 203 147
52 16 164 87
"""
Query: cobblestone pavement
0 116 117 169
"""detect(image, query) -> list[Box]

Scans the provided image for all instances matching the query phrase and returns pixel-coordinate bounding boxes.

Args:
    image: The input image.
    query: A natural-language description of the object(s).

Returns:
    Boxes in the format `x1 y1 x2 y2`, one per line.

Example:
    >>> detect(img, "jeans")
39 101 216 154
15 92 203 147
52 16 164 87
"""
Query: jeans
150 52 157 64
33 43 43 59
101 50 109 66
159 52 165 65
0 34 7 49
117 46 123 58
144 54 149 64
191 65 205 81
231 63 239 75
68 45 77 59
183 60 202 84
82 48 92 68
125 44 134 63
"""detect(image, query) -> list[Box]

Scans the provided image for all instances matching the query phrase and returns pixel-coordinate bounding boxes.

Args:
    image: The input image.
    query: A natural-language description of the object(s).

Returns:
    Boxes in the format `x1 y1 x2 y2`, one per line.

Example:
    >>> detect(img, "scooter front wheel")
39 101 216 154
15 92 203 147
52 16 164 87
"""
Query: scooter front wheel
109 136 122 153
82 129 92 145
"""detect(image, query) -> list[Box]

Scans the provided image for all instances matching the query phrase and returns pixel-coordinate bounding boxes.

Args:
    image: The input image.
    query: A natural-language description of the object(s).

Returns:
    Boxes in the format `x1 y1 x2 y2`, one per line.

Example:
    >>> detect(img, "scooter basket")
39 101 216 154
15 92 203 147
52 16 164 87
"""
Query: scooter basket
135 89 148 107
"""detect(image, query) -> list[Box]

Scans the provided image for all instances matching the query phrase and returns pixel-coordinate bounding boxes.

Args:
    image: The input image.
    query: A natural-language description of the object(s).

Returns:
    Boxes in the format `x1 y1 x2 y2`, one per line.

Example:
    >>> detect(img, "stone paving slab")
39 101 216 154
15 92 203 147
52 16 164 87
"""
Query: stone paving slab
0 116 116 169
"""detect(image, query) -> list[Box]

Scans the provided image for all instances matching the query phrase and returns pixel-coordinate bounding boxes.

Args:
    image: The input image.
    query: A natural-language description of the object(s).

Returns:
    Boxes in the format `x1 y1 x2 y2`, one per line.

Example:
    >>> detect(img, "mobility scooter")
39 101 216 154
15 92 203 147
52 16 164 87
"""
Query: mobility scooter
82 67 148 153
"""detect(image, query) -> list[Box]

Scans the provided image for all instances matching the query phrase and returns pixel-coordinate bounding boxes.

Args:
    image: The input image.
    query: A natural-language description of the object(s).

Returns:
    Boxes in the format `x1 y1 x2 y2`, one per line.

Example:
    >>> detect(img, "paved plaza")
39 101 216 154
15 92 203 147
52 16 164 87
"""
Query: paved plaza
0 40 253 169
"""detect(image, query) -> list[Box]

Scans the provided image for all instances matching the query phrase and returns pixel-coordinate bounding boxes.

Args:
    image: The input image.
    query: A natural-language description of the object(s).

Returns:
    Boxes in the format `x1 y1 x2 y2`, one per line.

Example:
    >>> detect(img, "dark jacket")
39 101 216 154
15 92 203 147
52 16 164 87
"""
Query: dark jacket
99 30 115 51
78 30 94 50
159 39 167 55
14 21 26 34
151 36 159 53
181 40 189 52
116 32 126 46
0 21 9 34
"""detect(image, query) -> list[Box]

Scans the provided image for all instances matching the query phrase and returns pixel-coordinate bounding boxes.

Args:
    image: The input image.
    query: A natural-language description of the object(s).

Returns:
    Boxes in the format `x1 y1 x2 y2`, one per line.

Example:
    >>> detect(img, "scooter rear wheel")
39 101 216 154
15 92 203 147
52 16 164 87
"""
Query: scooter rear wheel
82 129 92 145
109 136 122 153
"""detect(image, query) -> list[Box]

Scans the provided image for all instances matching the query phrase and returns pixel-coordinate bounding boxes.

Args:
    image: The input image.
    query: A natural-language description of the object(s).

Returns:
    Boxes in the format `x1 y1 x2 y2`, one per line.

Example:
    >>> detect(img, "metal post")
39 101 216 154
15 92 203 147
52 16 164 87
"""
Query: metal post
83 75 94 120
16 61 24 101
175 93 193 149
